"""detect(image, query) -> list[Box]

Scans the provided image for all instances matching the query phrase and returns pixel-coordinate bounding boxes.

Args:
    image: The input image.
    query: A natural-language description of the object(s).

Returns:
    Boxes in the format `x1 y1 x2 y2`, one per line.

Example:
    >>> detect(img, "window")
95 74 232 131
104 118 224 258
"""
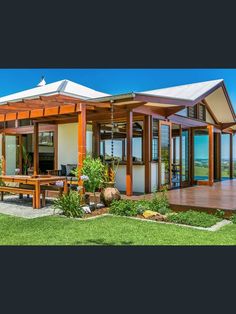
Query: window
152 119 159 161
198 104 206 121
19 119 32 127
188 106 197 119
187 104 206 121
39 132 54 147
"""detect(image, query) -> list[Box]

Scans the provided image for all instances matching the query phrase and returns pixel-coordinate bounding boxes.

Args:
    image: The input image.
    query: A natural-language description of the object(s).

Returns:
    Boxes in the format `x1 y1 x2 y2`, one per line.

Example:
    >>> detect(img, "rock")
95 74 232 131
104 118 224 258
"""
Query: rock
143 210 158 218
82 206 91 214
100 187 121 206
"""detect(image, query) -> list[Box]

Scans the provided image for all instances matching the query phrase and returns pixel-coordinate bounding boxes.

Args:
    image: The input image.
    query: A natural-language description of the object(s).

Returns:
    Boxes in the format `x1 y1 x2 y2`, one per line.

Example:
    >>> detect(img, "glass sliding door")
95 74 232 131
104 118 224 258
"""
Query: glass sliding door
171 124 181 188
233 134 236 177
193 129 209 182
159 121 171 188
5 135 18 175
181 129 189 185
221 133 230 179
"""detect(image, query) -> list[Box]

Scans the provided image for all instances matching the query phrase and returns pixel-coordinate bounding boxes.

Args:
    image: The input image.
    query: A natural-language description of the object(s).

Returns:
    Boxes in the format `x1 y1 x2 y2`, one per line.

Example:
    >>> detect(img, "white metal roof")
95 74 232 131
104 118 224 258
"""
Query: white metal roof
139 79 224 101
0 79 109 104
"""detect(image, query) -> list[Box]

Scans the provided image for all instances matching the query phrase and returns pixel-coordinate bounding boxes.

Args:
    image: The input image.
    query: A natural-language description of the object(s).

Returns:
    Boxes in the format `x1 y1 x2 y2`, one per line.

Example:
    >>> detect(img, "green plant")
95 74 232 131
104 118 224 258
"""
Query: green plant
215 209 225 219
53 191 84 218
22 145 32 175
166 210 221 228
149 187 170 215
73 156 105 195
230 214 236 224
109 200 144 217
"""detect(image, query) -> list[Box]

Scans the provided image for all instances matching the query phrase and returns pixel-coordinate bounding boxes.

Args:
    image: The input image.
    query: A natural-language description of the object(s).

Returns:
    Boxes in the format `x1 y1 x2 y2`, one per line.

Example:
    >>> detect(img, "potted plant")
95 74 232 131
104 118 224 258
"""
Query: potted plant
103 159 119 188
72 155 105 209
101 159 121 206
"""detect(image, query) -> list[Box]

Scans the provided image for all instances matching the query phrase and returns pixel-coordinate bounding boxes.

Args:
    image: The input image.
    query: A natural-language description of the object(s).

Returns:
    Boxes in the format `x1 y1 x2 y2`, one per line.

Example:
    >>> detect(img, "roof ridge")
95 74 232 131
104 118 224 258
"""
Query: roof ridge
142 79 224 93
58 79 68 93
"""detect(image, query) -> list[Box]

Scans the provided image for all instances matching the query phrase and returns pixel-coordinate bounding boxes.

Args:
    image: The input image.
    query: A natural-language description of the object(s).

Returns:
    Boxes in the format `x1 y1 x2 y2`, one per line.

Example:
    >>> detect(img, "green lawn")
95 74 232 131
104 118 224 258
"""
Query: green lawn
0 214 235 245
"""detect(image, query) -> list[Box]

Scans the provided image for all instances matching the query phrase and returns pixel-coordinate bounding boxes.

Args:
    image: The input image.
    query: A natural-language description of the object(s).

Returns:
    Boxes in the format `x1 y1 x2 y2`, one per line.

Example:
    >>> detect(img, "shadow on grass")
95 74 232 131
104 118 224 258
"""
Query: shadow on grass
75 238 134 246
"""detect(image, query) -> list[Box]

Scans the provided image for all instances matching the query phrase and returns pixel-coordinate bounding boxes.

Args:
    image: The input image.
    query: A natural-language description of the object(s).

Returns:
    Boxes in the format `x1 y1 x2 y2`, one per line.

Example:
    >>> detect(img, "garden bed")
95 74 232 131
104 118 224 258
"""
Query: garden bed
83 207 109 218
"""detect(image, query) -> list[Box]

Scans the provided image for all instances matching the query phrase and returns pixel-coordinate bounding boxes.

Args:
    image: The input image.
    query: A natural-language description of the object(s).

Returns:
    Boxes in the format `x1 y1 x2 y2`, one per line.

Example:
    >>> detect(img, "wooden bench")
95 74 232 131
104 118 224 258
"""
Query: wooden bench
0 186 46 209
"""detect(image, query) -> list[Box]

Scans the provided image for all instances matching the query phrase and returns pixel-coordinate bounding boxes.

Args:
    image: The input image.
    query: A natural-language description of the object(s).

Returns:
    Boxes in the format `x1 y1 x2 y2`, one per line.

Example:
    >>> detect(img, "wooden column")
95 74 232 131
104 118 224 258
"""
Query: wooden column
54 125 58 170
158 120 162 190
18 135 23 175
92 122 100 158
189 128 194 186
208 125 214 186
218 133 222 181
78 106 87 177
1 133 6 175
126 110 133 196
230 133 233 179
144 115 151 194
33 122 39 176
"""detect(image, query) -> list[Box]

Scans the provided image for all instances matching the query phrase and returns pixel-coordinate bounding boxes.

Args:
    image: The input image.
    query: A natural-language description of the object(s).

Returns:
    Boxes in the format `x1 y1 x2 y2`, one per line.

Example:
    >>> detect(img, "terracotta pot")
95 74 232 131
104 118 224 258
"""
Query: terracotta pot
100 187 121 206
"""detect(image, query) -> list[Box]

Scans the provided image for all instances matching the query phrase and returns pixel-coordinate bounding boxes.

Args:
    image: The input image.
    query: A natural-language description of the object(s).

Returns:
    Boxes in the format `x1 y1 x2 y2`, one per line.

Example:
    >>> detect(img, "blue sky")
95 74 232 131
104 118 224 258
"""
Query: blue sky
1 69 236 109
1 68 236 160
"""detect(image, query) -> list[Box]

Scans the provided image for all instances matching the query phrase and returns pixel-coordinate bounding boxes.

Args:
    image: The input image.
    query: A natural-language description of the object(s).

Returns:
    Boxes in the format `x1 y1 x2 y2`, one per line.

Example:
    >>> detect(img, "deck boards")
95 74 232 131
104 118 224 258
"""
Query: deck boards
122 180 236 215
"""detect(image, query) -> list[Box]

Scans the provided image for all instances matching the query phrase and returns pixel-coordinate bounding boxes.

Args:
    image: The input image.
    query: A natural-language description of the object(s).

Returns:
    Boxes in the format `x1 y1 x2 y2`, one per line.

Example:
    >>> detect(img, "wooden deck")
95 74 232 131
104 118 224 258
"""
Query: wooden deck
122 180 236 216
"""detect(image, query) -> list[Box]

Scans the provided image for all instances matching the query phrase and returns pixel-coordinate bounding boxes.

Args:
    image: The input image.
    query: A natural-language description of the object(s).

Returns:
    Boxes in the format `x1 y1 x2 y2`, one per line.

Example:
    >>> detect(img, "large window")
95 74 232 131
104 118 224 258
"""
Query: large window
233 134 236 177
160 123 171 185
5 135 18 175
182 130 189 182
221 133 230 179
193 129 209 181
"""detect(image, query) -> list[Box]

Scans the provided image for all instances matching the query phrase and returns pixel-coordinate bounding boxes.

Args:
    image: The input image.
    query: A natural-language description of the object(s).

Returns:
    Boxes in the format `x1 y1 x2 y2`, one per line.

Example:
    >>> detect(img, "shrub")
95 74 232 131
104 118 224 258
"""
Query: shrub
109 200 144 217
139 188 170 215
148 187 170 215
53 191 84 218
80 155 105 194
215 209 225 219
166 210 221 228
230 214 236 224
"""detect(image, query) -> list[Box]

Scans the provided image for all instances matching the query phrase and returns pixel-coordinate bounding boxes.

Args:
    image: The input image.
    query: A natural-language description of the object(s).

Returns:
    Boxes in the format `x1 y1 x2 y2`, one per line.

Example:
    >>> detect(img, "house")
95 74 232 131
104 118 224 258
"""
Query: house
0 78 235 196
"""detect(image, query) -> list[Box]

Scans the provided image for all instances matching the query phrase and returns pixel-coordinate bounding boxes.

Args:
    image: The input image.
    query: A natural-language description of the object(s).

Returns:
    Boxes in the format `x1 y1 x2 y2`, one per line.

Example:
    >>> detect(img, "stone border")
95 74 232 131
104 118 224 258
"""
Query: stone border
62 213 232 231
107 214 232 231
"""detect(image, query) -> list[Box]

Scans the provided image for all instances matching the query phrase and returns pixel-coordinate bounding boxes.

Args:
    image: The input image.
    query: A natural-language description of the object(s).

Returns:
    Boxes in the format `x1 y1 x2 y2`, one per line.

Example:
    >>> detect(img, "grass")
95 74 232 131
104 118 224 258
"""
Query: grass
0 213 235 245
166 210 221 227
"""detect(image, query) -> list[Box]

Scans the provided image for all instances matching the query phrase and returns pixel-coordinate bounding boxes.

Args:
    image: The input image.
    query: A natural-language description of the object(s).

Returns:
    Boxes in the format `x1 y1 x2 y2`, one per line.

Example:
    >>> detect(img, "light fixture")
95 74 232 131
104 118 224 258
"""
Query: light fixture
113 123 119 133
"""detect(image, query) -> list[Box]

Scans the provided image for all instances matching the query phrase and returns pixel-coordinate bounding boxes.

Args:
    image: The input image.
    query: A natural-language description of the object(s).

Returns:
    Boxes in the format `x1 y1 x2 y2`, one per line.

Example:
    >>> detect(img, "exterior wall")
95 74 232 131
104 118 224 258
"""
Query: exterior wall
58 123 92 167
116 164 145 193
206 110 215 124
151 162 158 192
116 164 160 193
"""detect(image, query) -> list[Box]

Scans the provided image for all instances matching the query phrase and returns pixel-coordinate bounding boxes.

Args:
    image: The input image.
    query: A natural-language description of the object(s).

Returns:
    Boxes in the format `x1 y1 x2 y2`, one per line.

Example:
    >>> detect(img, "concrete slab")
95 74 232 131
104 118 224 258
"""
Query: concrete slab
0 195 60 219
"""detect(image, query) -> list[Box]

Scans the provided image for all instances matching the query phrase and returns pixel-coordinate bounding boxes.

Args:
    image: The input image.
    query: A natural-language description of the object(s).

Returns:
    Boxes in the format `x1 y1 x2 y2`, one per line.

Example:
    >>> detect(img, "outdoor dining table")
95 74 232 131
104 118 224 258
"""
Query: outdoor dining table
0 175 68 209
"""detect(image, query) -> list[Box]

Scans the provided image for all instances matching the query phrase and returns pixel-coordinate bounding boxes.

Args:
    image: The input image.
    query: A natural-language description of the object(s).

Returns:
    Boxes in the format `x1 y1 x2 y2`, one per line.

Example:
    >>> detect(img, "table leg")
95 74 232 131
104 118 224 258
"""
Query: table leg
35 181 41 209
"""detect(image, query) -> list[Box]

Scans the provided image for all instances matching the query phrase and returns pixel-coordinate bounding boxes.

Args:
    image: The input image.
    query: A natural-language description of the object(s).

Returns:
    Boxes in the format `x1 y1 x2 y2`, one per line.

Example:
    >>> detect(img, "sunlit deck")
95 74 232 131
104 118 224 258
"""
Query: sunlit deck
122 180 236 216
